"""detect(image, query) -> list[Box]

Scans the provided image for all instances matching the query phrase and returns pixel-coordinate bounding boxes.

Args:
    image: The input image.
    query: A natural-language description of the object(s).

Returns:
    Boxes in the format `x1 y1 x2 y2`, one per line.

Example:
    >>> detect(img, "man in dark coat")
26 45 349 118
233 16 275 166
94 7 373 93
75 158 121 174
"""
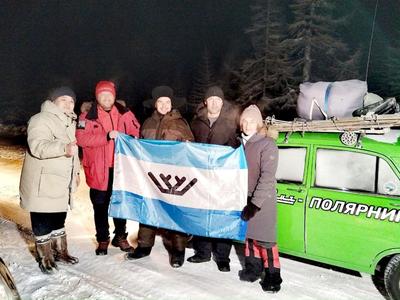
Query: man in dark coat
187 86 240 272
239 105 282 293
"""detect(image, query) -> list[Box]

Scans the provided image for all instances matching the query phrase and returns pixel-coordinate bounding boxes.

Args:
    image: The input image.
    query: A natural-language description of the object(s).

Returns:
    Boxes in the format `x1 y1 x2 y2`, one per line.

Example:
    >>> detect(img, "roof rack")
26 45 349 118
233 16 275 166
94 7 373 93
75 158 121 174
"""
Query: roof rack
265 114 400 134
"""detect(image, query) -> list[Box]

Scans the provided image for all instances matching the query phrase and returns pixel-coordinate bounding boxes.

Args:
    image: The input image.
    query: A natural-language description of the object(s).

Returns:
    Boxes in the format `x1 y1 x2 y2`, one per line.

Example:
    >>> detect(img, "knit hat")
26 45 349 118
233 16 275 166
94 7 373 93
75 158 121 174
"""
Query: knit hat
152 86 174 102
240 105 263 127
49 86 76 102
204 86 224 101
95 81 116 98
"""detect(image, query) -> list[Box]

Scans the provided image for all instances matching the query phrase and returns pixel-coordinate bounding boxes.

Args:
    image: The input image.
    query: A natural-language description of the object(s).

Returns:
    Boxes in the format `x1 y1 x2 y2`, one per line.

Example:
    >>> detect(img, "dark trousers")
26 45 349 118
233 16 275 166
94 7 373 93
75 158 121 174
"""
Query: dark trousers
138 223 188 252
192 236 232 263
30 212 67 237
89 168 126 242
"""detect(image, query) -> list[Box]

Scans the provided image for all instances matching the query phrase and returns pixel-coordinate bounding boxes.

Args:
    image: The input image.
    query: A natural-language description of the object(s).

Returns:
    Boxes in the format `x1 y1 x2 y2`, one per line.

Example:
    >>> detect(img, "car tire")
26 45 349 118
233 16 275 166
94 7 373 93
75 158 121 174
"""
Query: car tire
372 273 389 299
0 258 20 300
384 254 400 300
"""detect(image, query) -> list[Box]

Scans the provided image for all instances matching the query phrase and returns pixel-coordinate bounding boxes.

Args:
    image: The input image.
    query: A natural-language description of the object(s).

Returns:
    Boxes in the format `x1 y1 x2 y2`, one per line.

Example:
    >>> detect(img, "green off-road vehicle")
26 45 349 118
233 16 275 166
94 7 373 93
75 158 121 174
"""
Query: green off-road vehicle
271 115 400 299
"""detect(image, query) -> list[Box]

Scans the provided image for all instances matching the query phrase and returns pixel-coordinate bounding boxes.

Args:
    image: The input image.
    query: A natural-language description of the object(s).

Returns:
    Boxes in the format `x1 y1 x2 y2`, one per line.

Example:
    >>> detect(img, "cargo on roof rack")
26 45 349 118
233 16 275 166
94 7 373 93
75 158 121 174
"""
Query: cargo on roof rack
265 114 400 134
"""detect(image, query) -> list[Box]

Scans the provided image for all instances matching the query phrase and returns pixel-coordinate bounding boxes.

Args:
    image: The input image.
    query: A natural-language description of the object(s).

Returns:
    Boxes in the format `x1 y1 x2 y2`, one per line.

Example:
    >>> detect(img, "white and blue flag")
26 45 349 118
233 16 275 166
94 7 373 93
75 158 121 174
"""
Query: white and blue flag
109 134 248 241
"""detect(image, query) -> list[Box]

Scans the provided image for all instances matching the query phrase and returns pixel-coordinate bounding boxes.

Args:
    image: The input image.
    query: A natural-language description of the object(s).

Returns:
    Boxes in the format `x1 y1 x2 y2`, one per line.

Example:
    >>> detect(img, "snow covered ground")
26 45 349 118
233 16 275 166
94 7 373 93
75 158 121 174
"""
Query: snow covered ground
0 145 383 299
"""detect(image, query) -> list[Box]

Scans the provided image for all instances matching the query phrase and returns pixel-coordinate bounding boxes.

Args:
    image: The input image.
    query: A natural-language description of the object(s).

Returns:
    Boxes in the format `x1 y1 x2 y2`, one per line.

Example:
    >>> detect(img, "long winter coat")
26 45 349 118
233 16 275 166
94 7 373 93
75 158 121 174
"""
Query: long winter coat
140 109 194 250
244 133 279 243
191 100 239 147
19 100 80 212
141 109 194 141
76 102 140 191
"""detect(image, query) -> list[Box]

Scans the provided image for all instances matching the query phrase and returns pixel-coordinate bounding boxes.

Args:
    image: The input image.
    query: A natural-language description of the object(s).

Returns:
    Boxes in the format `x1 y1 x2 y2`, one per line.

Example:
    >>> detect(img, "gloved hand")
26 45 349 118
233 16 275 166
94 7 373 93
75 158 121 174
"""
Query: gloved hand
108 130 119 140
240 202 260 221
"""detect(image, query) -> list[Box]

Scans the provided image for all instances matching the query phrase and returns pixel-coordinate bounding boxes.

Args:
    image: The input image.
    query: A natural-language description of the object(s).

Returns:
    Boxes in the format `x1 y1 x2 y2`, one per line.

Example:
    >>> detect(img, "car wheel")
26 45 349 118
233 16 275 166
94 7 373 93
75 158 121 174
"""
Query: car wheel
372 272 389 299
0 258 20 300
385 254 400 300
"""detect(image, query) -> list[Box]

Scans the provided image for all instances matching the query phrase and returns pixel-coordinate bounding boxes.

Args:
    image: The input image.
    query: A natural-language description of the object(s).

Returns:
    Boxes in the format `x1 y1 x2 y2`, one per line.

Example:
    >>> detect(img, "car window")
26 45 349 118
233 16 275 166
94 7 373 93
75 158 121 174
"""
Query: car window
276 147 306 184
378 158 400 196
315 149 376 193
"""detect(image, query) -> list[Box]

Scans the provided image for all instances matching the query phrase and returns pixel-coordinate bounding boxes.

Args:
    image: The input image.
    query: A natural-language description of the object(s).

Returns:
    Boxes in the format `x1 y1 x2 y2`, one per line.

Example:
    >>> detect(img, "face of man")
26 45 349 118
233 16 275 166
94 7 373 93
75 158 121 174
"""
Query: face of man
97 91 115 110
241 117 259 136
155 97 172 115
205 96 223 117
53 96 75 114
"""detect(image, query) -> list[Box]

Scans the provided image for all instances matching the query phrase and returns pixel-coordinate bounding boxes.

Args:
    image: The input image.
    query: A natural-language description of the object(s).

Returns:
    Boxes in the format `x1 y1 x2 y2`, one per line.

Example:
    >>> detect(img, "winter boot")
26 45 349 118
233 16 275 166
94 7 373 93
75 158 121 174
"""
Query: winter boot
51 229 79 264
239 256 263 282
96 239 110 256
216 260 230 272
111 233 133 252
169 250 185 268
35 236 58 274
260 269 282 293
125 246 152 260
187 254 211 263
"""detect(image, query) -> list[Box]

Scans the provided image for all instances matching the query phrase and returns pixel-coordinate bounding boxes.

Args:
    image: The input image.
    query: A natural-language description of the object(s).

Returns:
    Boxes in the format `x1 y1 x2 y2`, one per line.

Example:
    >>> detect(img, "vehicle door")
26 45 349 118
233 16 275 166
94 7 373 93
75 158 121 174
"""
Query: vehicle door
306 146 400 271
276 146 310 255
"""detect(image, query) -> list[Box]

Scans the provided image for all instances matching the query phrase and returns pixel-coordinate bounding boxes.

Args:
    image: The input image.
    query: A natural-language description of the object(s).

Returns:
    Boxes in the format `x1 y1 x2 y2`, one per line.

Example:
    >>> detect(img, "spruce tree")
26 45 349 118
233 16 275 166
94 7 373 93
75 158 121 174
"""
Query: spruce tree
286 0 360 83
189 47 214 110
239 0 290 103
385 42 400 98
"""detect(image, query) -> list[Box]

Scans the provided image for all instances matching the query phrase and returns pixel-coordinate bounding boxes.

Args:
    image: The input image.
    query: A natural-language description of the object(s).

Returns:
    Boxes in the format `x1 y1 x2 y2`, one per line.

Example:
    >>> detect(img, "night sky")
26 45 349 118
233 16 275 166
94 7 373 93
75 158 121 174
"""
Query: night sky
1 1 250 122
0 0 398 124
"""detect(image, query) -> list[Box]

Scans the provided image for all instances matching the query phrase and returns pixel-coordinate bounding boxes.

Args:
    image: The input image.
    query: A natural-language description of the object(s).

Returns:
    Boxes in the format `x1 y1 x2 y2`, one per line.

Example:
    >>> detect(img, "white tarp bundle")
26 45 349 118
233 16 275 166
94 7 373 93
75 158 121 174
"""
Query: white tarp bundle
297 80 367 120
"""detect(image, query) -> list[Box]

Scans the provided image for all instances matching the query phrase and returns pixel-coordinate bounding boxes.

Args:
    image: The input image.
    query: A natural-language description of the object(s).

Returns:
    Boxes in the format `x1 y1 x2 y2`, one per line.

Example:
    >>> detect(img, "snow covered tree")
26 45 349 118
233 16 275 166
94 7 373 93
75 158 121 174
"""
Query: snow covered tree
188 47 215 109
286 0 360 83
239 0 291 103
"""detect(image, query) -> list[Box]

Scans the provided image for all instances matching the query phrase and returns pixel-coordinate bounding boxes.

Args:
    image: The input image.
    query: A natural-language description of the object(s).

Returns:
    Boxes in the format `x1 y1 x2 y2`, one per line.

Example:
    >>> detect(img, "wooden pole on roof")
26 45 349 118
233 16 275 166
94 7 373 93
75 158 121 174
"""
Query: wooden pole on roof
265 114 400 134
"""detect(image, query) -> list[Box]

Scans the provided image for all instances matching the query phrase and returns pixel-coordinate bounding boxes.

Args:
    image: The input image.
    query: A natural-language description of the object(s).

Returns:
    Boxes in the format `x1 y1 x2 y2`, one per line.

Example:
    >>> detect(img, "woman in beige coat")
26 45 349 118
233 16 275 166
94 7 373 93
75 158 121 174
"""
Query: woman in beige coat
19 87 80 274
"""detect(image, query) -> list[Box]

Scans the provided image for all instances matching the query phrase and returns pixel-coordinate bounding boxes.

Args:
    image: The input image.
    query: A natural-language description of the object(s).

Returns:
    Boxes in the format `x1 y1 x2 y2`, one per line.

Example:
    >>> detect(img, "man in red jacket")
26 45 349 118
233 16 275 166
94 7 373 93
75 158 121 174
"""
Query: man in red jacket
76 81 140 255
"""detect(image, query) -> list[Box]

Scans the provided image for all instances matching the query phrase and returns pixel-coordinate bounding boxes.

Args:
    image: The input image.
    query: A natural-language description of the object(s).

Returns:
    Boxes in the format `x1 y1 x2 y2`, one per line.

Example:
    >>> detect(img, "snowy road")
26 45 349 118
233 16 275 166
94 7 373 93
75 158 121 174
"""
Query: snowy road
0 150 383 300
0 219 383 300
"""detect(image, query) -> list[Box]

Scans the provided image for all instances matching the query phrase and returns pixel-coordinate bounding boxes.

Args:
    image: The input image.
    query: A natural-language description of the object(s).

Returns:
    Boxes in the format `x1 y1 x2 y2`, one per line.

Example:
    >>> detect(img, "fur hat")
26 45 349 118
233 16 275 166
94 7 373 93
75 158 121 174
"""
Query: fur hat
240 105 263 127
152 86 174 102
95 81 116 98
204 86 224 101
49 86 76 102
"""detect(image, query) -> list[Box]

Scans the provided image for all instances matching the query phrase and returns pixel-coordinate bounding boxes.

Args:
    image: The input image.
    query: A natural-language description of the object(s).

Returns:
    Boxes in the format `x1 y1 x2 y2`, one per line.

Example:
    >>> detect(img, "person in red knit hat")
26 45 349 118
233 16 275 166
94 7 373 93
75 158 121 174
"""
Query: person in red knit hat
76 80 141 255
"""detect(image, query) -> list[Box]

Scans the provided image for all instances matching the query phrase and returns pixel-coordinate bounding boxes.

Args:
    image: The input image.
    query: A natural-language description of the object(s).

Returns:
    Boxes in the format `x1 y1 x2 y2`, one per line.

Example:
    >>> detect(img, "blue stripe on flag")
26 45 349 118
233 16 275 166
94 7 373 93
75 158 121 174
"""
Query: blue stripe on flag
115 134 247 170
109 190 247 241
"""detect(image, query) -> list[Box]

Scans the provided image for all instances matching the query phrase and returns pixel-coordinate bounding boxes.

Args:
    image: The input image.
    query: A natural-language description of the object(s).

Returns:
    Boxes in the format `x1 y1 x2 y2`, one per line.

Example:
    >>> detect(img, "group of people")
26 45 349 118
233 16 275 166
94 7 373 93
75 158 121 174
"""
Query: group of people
19 80 283 293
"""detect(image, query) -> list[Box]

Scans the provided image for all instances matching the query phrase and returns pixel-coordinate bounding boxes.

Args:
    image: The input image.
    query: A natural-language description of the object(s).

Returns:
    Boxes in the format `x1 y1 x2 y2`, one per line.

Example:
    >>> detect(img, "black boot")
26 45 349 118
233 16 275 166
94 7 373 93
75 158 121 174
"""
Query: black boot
111 233 133 252
96 239 110 256
239 256 263 282
35 238 58 274
187 254 211 263
51 231 79 264
260 269 282 293
216 261 230 272
169 250 185 268
125 246 152 260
